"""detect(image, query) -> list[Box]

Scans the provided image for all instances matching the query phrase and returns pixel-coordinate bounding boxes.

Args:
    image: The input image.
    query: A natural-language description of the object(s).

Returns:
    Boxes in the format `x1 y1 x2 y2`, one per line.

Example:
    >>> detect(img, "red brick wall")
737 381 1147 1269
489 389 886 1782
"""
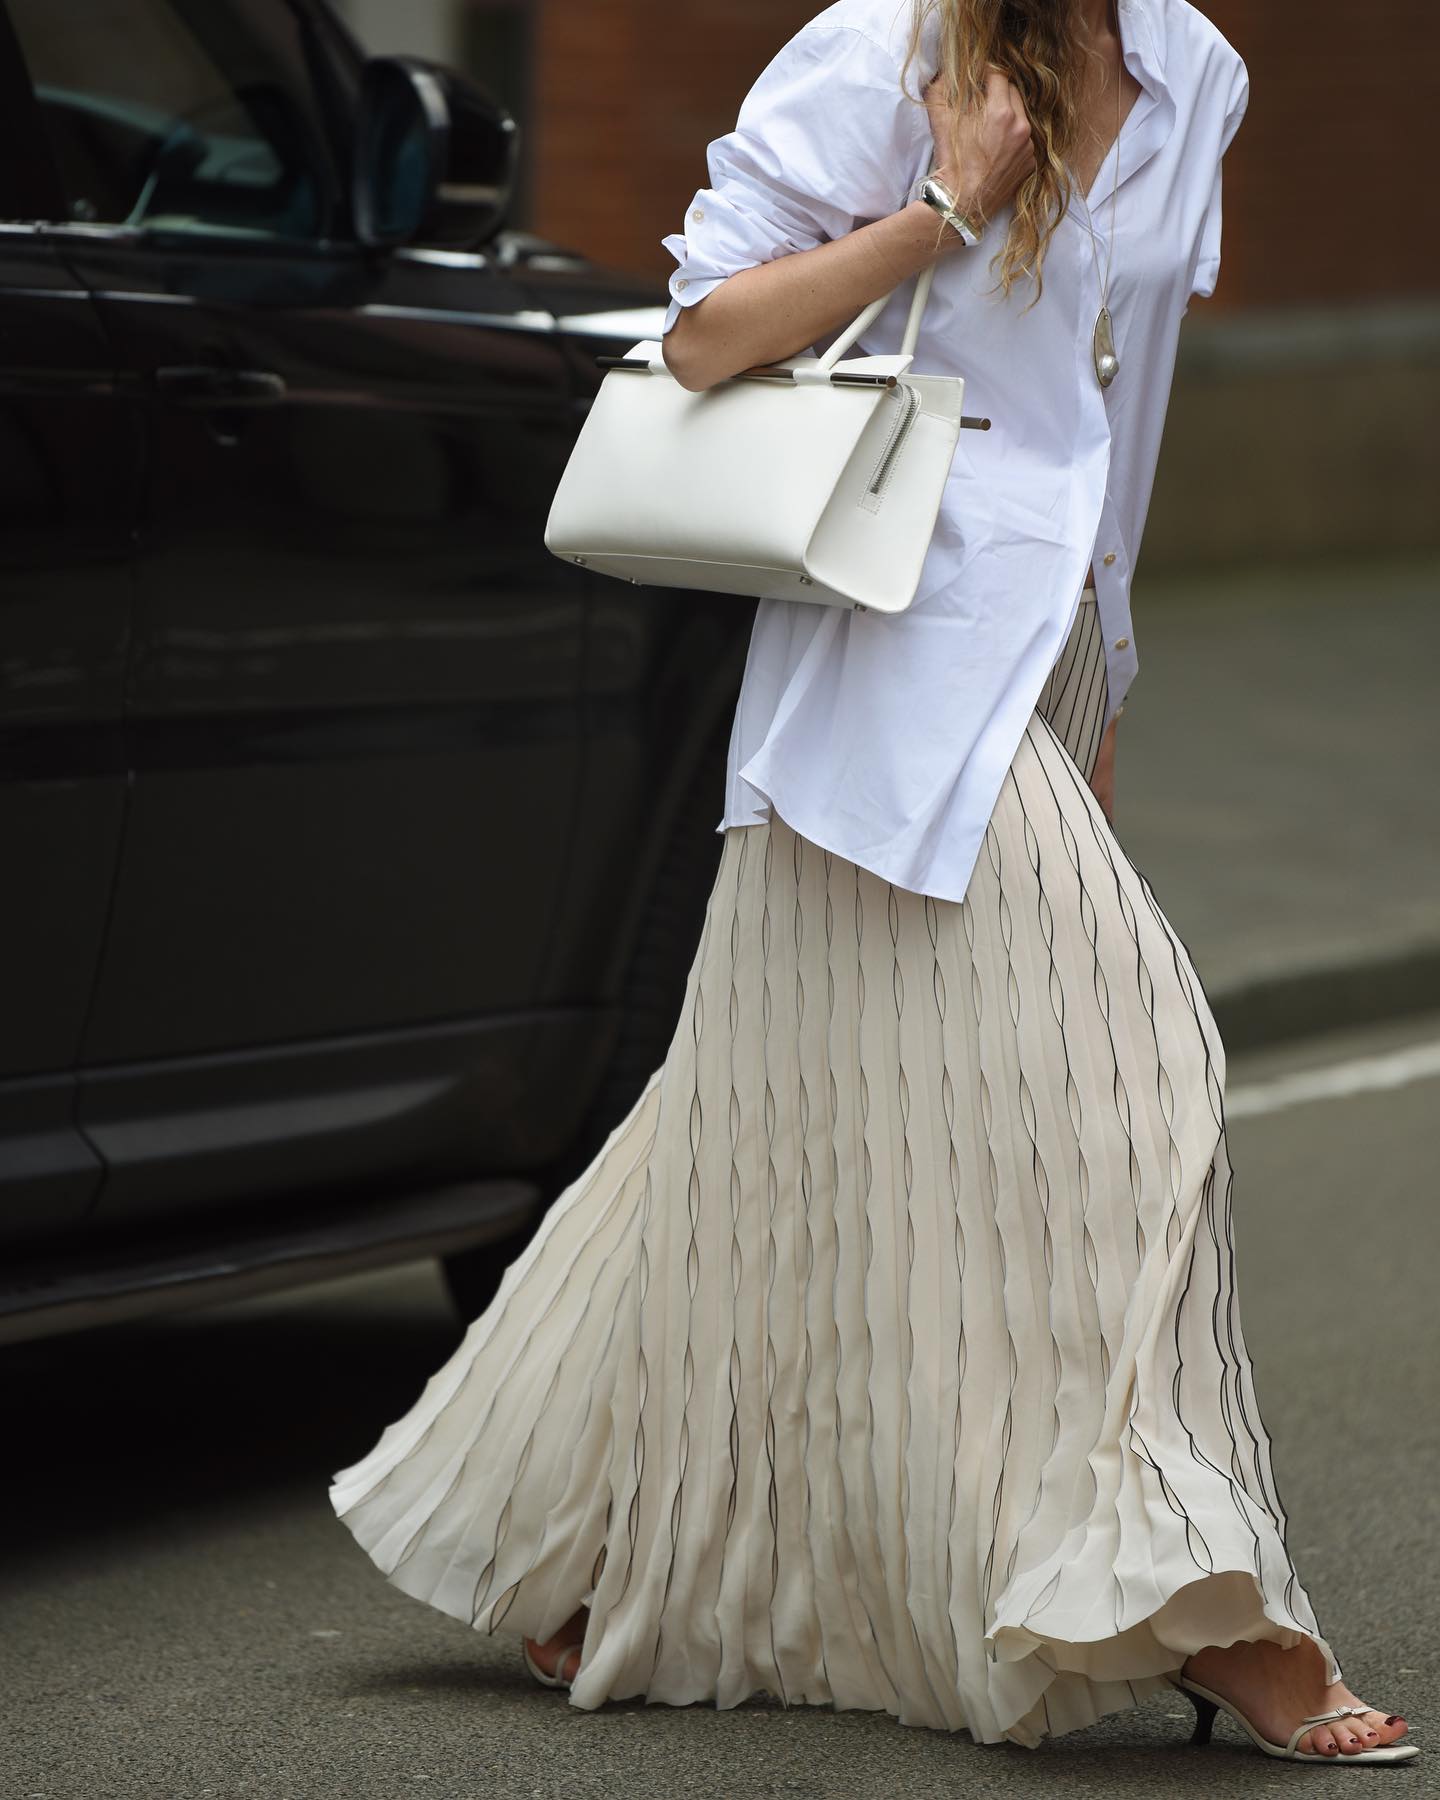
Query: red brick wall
532 0 1440 311
1202 0 1440 307
532 0 784 277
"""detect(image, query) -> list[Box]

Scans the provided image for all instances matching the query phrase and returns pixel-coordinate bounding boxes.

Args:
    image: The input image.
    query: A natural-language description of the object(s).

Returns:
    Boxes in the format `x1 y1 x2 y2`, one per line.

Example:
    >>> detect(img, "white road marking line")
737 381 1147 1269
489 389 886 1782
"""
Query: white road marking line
1227 1038 1440 1118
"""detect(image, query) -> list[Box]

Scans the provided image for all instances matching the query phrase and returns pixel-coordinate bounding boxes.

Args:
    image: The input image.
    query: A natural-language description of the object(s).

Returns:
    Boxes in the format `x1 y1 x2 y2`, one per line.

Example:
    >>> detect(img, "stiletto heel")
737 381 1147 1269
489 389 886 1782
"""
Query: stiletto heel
1181 1686 1218 1746
1168 1675 1419 1765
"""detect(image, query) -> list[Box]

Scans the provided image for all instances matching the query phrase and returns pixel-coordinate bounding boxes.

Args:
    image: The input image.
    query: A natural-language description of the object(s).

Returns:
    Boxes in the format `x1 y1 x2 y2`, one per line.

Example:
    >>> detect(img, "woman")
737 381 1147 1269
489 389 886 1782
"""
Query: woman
331 0 1417 1765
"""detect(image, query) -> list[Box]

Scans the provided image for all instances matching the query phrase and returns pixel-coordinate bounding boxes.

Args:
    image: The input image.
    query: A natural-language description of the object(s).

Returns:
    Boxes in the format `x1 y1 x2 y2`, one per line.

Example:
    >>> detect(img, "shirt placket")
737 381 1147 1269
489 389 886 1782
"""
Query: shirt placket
1090 489 1139 726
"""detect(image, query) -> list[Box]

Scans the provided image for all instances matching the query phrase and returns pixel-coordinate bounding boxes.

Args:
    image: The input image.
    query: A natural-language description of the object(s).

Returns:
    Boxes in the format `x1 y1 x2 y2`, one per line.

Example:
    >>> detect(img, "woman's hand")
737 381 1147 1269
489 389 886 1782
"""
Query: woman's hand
1088 715 1118 826
923 66 1037 226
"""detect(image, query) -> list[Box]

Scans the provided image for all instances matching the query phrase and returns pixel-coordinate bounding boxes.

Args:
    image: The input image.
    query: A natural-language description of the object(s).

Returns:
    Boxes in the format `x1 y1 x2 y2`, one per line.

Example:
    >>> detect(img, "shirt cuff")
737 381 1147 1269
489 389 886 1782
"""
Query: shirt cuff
658 209 765 334
661 269 733 336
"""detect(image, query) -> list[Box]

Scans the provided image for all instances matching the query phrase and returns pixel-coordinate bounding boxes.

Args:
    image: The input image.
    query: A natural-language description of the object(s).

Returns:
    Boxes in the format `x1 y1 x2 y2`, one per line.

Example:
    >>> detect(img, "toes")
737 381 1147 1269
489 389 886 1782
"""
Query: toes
1326 1714 1366 1753
1305 1726 1340 1757
1349 1707 1406 1747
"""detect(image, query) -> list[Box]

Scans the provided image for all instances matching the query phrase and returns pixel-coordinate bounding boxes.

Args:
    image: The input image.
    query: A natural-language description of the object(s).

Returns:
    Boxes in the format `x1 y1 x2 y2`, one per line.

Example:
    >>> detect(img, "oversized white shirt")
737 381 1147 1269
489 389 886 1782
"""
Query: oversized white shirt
660 0 1248 903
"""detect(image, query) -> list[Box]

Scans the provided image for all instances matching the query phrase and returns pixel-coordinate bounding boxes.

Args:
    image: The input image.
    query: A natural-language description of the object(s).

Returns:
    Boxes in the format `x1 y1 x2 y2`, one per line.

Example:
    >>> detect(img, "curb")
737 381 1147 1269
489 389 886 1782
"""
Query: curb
1213 944 1440 1056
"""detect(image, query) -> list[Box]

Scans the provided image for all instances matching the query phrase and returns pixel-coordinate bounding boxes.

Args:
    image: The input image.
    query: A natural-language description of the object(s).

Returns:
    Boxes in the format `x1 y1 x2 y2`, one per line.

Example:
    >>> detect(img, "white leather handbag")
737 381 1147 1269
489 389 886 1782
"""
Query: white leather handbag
543 260 986 615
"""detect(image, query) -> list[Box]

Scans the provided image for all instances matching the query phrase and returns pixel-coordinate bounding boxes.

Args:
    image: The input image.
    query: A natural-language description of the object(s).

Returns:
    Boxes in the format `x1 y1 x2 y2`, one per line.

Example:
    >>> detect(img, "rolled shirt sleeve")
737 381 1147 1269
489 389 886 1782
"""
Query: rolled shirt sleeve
660 21 933 335
1189 58 1249 303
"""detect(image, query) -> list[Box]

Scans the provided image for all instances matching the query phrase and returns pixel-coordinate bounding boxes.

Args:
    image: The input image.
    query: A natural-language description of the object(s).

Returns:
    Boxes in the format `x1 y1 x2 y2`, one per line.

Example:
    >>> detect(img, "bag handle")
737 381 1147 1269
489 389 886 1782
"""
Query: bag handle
817 258 936 371
816 156 948 371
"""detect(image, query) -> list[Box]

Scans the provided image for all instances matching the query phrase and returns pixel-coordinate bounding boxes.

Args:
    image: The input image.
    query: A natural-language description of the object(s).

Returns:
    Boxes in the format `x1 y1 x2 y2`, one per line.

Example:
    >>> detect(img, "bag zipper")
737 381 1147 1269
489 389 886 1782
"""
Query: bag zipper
864 381 921 502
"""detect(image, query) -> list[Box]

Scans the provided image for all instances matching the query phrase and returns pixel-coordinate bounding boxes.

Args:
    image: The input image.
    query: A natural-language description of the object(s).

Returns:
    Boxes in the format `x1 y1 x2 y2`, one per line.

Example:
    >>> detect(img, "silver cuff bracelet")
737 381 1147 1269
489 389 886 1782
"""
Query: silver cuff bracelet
916 173 984 249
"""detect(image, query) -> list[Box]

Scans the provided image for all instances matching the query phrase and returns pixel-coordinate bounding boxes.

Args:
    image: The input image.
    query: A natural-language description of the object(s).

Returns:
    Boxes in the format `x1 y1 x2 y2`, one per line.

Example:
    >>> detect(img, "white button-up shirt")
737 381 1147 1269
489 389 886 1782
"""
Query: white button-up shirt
660 0 1248 903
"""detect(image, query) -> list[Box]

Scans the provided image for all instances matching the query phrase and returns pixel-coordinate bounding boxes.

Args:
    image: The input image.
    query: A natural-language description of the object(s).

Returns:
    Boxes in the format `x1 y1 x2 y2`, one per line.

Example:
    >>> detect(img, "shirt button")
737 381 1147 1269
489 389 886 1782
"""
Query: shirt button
691 207 705 221
1114 635 1129 649
1103 552 1117 566
675 277 689 290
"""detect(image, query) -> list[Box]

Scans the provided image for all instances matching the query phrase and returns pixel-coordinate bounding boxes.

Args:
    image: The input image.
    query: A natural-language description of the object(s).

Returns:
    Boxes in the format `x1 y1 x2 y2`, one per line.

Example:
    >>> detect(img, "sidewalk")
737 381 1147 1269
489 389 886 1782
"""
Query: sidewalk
1114 552 1440 1049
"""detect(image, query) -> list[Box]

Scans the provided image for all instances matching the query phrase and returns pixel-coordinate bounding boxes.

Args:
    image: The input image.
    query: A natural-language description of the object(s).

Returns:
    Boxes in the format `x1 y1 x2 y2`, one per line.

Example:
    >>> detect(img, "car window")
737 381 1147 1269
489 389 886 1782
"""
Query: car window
7 0 342 240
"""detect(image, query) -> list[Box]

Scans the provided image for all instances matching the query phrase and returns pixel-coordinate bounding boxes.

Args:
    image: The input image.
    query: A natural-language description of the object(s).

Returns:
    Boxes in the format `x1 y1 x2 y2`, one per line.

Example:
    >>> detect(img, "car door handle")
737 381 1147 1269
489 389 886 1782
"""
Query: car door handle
152 366 287 406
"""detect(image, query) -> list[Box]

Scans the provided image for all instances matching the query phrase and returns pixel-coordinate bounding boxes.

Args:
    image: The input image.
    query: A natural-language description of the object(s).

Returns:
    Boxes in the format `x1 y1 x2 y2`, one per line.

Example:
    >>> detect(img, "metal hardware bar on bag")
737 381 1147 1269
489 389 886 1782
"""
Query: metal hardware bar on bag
594 354 992 429
595 356 898 386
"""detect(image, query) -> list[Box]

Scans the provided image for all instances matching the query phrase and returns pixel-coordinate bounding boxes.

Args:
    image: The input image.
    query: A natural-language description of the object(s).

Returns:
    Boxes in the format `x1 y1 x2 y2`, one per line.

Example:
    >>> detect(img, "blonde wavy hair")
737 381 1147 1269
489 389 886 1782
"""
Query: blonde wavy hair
901 0 1103 302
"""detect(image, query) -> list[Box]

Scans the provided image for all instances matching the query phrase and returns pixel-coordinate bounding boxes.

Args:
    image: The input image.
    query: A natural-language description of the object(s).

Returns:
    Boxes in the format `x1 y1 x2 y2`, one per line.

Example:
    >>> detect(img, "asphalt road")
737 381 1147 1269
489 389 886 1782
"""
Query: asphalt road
5 1012 1438 1800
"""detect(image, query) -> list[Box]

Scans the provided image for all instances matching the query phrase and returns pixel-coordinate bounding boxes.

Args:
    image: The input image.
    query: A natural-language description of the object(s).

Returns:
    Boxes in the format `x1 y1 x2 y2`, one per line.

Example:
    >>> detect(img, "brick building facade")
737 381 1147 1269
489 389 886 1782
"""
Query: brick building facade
529 0 1439 312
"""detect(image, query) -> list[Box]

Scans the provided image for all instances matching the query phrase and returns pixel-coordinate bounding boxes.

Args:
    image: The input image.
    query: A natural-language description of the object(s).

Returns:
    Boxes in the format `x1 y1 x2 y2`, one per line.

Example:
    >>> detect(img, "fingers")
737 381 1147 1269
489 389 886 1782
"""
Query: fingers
1006 80 1036 163
983 64 1010 109
929 64 1026 132
985 68 1034 156
986 66 1026 134
925 61 1036 211
979 63 1024 118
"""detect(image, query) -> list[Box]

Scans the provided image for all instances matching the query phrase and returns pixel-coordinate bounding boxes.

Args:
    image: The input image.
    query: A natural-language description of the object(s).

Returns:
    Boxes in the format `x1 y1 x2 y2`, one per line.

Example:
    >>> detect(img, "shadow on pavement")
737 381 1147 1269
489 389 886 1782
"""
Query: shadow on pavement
4 1267 464 1565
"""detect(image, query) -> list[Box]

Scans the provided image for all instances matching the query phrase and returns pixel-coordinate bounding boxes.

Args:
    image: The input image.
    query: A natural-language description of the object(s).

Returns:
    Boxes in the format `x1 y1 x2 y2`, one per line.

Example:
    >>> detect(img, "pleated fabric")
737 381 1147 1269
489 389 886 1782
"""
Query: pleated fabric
330 589 1337 1747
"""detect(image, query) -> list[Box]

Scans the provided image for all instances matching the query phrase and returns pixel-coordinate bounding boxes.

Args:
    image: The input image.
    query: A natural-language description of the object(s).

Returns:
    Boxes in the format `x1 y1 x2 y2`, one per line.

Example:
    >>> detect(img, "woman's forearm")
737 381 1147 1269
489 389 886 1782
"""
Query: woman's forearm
661 200 963 393
662 66 1040 394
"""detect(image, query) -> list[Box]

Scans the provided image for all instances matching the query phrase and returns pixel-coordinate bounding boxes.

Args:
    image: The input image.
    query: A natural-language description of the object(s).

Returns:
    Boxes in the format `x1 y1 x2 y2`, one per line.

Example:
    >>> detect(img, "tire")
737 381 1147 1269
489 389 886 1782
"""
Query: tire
443 715 729 1326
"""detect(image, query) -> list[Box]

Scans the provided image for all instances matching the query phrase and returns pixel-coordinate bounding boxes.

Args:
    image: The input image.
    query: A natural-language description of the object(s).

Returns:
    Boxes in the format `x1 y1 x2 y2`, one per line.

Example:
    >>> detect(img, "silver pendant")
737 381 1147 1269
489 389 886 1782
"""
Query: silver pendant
1093 305 1119 388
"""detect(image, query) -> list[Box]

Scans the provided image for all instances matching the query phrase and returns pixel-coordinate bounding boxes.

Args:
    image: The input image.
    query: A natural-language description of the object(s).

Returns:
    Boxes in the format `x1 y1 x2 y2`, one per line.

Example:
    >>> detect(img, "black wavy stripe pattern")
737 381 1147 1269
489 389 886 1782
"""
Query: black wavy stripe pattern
329 592 1335 1748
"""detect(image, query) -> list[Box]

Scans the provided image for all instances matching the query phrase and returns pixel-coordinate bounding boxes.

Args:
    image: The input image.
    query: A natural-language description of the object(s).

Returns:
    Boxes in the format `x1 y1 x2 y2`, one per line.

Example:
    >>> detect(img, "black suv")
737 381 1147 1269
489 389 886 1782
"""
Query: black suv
0 0 751 1342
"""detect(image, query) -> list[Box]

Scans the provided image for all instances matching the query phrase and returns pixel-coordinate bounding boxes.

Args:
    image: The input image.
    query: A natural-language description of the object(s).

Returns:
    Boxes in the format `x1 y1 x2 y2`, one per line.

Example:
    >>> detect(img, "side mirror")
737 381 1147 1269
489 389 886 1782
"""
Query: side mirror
353 55 519 250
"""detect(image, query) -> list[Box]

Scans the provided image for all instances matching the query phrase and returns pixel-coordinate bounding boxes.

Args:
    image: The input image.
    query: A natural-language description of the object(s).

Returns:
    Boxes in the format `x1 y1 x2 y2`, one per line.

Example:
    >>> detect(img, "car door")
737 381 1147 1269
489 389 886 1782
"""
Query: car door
5 0 587 1222
0 18 141 1240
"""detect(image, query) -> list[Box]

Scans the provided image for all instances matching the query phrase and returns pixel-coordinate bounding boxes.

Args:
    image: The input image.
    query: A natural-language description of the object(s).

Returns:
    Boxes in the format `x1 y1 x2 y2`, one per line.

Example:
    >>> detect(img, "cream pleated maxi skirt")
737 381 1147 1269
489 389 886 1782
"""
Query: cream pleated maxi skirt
330 590 1337 1748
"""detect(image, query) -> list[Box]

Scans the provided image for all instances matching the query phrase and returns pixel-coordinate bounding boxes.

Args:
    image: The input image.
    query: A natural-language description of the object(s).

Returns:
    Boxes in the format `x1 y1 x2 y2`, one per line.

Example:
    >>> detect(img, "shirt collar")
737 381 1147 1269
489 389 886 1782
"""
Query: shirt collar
1118 0 1169 97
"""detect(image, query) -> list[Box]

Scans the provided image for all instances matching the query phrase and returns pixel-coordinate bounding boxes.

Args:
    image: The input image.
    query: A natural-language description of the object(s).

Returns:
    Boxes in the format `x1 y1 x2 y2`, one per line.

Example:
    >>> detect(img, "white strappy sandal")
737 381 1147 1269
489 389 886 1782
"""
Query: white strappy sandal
521 1639 581 1690
1172 1674 1419 1764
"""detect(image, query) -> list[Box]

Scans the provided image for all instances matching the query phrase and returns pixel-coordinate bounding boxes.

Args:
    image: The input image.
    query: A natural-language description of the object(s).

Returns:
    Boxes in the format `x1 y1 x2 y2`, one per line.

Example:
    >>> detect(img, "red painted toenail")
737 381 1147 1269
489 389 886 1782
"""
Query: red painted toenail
1386 1716 1402 1726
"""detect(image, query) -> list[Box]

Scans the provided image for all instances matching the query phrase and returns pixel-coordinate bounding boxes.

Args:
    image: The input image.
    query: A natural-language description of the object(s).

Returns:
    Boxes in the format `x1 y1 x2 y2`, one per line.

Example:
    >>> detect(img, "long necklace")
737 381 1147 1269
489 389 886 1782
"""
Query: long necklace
1074 41 1124 389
